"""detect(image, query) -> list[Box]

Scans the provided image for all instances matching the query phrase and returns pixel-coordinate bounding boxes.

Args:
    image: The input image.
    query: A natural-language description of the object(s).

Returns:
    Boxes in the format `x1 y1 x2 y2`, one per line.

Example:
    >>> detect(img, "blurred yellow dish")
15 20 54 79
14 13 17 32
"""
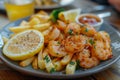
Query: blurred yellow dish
3 30 44 61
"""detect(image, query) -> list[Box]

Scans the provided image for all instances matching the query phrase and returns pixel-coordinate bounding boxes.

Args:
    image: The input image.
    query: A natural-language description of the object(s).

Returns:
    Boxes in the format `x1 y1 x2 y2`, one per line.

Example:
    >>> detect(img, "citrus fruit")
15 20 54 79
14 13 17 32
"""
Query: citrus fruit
58 8 81 23
3 29 44 61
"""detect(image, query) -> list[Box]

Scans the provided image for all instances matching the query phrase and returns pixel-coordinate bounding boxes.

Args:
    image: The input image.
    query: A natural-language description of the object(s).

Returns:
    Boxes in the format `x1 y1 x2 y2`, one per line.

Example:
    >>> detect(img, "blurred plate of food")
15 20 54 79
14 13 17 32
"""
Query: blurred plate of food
0 0 74 10
35 0 74 9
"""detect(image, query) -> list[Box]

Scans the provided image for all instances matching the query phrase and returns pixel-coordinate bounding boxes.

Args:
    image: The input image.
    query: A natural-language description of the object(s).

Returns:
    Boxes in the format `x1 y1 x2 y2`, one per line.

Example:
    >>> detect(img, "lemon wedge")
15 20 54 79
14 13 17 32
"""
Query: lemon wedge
58 8 81 23
3 29 44 61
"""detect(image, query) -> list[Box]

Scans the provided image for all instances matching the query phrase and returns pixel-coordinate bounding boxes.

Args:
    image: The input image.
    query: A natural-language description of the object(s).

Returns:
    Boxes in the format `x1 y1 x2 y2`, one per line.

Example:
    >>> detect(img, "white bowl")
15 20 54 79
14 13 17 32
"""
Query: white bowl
76 14 103 31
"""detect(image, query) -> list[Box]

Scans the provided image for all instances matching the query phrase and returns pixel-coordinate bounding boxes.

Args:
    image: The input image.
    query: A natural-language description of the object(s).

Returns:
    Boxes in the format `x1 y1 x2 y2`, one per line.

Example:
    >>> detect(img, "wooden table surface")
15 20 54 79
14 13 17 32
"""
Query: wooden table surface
0 0 120 80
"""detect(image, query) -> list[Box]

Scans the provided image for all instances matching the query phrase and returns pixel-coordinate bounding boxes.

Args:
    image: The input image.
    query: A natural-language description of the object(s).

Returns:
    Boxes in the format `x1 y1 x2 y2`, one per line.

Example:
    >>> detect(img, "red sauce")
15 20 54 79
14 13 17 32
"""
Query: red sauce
79 15 101 25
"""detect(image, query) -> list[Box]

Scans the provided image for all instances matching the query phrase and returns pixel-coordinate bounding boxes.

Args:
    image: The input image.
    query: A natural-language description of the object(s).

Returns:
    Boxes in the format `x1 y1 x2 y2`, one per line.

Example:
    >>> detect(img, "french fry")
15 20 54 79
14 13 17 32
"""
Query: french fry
38 49 45 70
37 10 48 16
2 36 9 44
33 14 50 23
20 20 29 26
42 27 52 36
9 26 31 33
29 17 41 26
32 57 38 69
66 55 77 74
19 56 35 67
42 49 55 73
61 53 73 65
33 22 51 31
53 60 64 71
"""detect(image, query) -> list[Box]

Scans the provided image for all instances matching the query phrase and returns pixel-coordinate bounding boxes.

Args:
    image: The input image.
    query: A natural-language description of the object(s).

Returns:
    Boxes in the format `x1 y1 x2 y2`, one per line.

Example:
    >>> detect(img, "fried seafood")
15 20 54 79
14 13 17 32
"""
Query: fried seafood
92 31 112 60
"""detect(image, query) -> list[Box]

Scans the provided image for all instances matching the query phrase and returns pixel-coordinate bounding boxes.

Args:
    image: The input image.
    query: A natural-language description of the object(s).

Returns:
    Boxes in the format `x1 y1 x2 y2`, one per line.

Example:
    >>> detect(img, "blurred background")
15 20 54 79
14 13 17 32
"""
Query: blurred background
0 0 120 30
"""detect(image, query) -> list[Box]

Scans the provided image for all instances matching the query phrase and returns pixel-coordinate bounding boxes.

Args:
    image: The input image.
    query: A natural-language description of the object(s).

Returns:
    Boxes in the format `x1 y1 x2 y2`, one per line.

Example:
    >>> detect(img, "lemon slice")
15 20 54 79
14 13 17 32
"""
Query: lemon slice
58 8 81 23
3 29 44 61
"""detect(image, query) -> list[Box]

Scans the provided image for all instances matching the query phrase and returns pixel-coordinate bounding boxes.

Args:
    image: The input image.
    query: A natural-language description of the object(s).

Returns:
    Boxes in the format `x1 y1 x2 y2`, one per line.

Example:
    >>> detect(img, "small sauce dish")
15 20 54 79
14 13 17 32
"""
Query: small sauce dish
76 14 103 31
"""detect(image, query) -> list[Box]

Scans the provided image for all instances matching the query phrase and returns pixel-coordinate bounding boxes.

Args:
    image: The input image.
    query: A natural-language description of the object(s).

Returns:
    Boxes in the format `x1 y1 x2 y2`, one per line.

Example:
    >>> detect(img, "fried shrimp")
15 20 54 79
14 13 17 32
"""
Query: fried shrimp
64 35 86 53
64 23 81 36
77 49 99 69
44 27 60 43
57 20 67 31
48 40 67 57
92 31 112 60
80 24 96 37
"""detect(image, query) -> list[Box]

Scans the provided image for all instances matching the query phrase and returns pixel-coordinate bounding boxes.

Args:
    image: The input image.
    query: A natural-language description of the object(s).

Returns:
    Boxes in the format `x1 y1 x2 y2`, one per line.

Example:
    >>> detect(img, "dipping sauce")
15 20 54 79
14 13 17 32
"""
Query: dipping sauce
78 15 101 25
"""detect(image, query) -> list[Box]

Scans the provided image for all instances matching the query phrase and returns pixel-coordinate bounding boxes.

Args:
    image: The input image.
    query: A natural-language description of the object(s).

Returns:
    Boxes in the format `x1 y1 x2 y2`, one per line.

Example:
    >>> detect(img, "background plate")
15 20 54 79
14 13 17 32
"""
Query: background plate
0 17 120 79
0 0 74 10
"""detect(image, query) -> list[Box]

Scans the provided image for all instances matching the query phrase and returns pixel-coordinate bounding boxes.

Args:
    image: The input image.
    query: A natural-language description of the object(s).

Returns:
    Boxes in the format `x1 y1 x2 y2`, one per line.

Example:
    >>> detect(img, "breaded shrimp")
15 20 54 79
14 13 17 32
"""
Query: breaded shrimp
92 31 112 60
77 49 99 69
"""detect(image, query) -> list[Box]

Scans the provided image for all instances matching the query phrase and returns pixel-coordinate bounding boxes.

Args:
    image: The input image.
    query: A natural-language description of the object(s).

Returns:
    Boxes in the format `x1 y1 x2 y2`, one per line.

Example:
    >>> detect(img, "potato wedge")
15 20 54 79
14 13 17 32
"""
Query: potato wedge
19 56 35 67
42 49 55 73
38 49 45 70
29 17 41 26
33 14 50 23
53 61 64 71
61 54 73 65
20 20 29 26
33 22 51 31
9 26 30 33
32 57 38 69
66 56 77 74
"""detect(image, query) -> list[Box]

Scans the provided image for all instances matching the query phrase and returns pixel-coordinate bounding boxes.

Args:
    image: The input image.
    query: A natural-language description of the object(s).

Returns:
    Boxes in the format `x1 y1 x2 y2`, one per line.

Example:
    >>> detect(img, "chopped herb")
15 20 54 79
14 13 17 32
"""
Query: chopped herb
76 60 80 65
57 41 60 44
68 29 73 35
85 28 88 32
89 39 95 45
105 34 109 37
50 8 65 22
76 60 80 69
50 68 55 73
44 55 50 63
56 53 59 55
70 61 75 65
55 64 57 68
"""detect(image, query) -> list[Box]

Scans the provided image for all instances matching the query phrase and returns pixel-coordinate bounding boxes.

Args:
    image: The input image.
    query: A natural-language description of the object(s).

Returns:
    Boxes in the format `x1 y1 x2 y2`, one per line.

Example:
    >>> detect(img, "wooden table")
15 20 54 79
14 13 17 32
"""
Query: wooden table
0 0 120 80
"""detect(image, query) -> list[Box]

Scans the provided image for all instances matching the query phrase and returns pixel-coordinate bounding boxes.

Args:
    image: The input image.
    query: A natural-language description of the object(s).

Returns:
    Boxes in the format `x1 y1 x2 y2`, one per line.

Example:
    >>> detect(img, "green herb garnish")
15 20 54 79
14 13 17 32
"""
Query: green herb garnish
50 8 65 22
68 29 73 35
76 60 80 69
89 39 95 45
57 41 60 44
85 28 88 32
70 61 75 65
56 53 59 55
44 55 50 63
50 68 56 73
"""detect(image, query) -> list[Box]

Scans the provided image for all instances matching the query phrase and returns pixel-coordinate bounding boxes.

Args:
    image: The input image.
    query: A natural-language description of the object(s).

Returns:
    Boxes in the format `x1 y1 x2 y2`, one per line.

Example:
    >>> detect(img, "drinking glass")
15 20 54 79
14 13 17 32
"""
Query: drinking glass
4 0 35 21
